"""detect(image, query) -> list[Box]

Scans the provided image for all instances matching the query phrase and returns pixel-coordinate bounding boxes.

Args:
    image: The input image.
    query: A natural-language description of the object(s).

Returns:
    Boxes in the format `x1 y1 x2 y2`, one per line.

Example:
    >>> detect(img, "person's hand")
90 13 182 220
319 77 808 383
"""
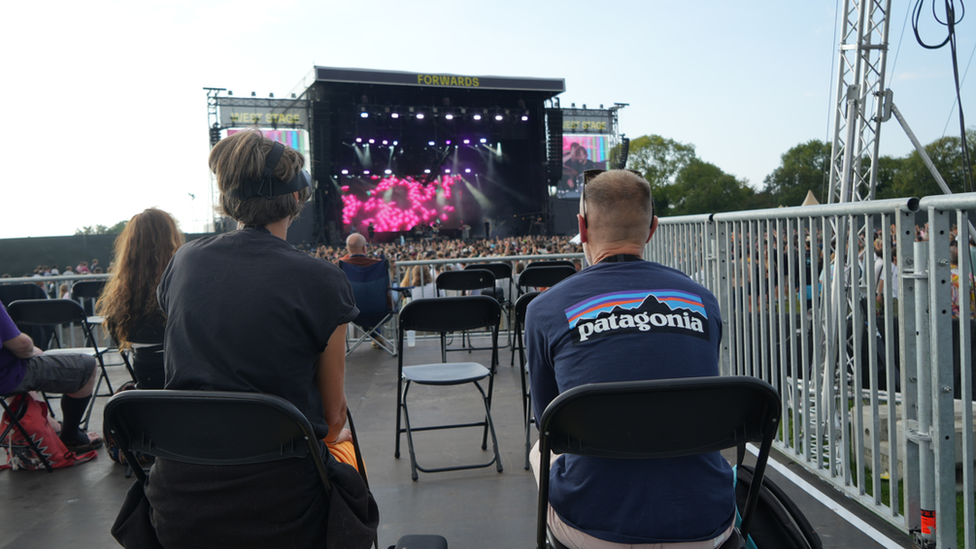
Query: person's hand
326 428 352 445
30 346 43 357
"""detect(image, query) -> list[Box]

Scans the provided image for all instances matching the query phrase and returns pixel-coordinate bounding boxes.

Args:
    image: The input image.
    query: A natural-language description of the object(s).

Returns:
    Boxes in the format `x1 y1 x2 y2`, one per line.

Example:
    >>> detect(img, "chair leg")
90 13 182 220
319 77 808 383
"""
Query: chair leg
400 381 420 481
395 376 404 459
524 394 532 470
80 356 113 430
474 382 503 473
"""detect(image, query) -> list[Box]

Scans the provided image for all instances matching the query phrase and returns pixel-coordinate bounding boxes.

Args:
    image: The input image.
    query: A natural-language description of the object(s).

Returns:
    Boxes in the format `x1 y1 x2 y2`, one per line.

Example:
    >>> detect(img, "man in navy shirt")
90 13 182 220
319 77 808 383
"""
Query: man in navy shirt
526 169 735 548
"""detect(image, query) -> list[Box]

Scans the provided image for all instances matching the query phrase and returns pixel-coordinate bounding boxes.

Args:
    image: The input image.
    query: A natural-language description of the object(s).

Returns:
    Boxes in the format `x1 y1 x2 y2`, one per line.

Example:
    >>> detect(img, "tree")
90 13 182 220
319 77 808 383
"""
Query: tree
662 159 755 216
889 130 976 199
625 135 697 189
74 220 127 235
763 139 831 207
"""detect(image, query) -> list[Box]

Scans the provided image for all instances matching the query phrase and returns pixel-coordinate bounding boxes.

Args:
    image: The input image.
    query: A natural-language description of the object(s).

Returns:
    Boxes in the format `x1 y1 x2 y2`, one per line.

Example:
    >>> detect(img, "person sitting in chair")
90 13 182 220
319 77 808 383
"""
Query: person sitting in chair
526 169 734 548
124 129 375 548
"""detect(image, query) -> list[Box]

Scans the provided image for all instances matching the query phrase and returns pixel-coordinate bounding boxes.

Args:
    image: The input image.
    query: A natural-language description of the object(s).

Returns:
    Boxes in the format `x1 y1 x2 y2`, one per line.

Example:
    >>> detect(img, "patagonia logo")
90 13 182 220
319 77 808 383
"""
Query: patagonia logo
565 290 709 344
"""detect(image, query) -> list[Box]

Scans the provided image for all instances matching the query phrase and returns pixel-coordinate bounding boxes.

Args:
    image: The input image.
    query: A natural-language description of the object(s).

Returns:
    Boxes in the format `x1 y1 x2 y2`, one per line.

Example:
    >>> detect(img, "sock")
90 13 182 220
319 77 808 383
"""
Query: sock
59 395 91 443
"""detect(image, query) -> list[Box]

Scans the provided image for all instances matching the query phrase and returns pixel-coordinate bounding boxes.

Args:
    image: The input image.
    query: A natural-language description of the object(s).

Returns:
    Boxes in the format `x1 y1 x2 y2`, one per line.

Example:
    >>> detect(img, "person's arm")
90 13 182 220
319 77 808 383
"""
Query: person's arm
316 324 352 444
2 333 42 359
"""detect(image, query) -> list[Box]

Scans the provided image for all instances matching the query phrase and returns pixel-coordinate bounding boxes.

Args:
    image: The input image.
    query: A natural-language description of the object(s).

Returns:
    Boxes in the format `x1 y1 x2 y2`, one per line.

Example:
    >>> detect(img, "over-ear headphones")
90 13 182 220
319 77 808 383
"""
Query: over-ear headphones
228 141 310 200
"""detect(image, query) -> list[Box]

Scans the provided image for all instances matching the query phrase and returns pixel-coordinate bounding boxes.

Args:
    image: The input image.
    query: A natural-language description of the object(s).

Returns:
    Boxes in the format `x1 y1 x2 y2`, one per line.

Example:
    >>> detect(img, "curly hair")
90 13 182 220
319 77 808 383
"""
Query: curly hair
96 208 184 348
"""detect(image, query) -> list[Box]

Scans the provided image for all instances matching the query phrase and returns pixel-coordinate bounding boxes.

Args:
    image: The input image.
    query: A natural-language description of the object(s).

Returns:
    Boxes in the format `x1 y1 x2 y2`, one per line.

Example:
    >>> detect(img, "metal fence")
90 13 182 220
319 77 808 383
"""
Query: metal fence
647 194 976 548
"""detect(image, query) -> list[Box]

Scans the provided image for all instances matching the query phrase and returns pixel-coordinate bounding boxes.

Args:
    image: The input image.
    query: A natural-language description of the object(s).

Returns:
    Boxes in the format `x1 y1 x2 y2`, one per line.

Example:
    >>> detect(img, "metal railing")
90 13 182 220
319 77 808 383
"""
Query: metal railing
648 194 976 548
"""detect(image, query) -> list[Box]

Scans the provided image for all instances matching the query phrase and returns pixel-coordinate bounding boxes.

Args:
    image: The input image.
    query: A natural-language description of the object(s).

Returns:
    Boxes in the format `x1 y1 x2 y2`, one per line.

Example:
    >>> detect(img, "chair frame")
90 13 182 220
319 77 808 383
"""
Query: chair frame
7 298 114 430
535 376 781 549
511 265 576 365
103 390 332 488
0 395 55 472
395 296 504 480
340 259 398 357
435 269 501 357
464 262 514 343
514 291 542 470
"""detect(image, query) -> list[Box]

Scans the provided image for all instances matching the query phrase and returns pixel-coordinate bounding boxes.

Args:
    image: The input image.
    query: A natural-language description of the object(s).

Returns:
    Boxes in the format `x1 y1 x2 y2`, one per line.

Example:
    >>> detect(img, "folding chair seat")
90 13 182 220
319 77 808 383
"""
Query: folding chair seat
395 296 503 480
340 259 398 356
7 299 113 430
0 395 55 472
514 291 541 470
535 376 781 549
511 265 576 365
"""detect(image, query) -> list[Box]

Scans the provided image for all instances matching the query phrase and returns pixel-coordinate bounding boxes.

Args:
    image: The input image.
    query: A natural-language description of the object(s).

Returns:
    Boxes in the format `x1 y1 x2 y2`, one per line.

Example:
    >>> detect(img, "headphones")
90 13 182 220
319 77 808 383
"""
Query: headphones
228 141 310 200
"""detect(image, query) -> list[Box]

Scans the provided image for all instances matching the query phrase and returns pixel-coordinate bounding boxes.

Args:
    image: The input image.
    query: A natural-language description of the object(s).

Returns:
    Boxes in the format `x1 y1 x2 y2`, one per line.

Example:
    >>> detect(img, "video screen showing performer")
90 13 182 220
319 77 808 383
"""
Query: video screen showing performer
557 136 609 199
340 174 465 235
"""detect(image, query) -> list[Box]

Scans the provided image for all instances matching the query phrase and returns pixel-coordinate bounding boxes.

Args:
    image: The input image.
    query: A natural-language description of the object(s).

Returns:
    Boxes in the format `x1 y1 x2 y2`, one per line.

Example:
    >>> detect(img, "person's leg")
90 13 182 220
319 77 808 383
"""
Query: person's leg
16 353 100 449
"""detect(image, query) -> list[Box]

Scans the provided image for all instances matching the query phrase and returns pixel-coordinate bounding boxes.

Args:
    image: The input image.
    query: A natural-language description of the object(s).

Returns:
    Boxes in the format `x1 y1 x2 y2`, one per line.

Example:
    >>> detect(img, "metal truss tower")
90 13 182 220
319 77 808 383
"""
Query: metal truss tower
827 0 893 203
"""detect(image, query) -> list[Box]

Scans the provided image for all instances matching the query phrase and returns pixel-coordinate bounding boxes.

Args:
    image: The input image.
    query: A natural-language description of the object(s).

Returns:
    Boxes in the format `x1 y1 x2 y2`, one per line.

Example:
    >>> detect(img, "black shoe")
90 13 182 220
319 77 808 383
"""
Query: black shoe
62 432 104 453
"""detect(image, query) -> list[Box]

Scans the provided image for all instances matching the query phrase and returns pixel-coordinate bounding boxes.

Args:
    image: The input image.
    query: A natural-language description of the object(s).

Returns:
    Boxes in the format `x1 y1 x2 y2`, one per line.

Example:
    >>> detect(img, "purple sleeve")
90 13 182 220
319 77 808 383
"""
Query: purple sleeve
0 304 22 344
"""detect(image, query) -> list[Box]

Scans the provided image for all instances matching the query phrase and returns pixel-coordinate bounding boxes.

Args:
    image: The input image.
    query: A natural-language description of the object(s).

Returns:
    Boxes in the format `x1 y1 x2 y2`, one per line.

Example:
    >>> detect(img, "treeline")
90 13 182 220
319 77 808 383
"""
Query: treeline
618 130 976 216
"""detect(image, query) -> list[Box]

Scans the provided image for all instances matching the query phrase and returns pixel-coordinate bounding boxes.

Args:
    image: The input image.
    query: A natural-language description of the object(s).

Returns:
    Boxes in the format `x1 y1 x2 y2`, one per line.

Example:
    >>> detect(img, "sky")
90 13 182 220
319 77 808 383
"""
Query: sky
1 0 971 238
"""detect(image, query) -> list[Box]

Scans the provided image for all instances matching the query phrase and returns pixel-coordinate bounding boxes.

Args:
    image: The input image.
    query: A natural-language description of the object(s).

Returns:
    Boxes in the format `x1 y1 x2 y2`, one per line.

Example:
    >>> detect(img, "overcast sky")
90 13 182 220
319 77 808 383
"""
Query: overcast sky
2 0 970 238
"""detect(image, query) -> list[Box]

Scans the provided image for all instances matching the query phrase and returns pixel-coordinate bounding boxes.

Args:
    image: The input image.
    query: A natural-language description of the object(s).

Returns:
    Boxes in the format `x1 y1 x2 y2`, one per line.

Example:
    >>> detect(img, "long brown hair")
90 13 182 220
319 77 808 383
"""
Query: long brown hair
97 208 184 347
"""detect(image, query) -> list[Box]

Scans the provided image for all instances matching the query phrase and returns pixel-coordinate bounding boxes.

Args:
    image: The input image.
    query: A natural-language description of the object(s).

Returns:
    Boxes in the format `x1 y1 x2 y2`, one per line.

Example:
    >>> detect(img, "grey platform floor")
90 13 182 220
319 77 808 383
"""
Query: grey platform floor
0 336 914 548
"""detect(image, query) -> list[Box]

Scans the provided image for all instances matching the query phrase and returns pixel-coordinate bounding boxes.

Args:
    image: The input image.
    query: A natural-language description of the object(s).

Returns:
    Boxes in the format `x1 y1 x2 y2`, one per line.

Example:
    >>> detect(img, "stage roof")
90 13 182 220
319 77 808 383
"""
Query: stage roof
310 66 564 95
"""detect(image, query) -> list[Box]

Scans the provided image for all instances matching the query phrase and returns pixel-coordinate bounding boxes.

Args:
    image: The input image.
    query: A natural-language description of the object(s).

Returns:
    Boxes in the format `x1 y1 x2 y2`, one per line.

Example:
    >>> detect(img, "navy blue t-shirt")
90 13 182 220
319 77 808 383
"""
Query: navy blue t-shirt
526 259 734 544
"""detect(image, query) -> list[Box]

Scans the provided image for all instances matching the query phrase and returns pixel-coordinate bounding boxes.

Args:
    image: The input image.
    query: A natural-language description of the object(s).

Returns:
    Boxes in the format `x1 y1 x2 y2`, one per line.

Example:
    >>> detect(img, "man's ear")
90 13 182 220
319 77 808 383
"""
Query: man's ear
646 215 659 243
578 214 588 243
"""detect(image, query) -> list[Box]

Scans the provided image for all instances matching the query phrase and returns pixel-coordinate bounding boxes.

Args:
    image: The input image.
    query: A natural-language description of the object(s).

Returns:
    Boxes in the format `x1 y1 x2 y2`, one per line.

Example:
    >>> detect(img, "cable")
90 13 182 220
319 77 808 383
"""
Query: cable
941 39 976 135
912 0 974 194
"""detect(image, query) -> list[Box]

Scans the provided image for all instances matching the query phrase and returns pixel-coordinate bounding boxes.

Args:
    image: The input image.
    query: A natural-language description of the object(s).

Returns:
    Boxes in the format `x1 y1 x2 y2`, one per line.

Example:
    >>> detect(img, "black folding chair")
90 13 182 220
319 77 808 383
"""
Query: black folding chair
465 262 514 345
436 269 500 358
536 376 781 549
514 291 542 470
511 265 576 365
340 259 398 356
7 299 113 430
395 296 503 480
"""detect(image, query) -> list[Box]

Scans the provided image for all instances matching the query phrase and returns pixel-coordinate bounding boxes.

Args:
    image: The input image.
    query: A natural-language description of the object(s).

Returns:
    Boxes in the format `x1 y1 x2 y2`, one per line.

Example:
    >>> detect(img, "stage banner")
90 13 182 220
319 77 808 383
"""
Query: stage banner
217 98 308 128
561 108 612 134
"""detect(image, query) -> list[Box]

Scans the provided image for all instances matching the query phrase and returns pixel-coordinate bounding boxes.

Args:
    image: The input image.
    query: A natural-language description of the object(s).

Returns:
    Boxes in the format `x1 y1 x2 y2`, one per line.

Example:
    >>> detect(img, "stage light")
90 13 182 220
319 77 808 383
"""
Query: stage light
382 140 388 145
393 140 399 146
341 169 349 175
363 170 371 175
360 112 368 118
391 112 400 119
463 139 470 145
444 168 451 173
356 137 363 143
479 138 487 143
445 113 454 120
445 140 451 145
424 169 431 174
384 169 392 175
521 114 529 121
473 113 482 121
494 114 503 121
428 140 436 146
464 168 472 173
416 113 425 119
368 139 375 144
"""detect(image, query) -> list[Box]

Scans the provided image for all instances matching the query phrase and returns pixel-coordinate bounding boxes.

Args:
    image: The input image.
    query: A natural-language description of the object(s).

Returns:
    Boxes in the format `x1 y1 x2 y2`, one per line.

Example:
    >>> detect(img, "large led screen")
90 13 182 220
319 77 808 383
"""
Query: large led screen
340 174 465 234
557 135 609 199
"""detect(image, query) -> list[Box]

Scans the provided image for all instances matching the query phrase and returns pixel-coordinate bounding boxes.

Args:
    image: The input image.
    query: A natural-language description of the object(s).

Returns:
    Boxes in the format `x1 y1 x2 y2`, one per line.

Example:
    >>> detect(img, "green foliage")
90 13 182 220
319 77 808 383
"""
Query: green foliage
662 159 756 216
762 139 831 207
889 130 976 198
625 134 697 190
74 220 127 236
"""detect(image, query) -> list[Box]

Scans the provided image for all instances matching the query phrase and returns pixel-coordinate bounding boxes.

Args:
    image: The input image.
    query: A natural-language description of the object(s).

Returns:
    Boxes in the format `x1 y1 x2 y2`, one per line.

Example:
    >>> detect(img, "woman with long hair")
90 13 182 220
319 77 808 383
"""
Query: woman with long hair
97 208 183 389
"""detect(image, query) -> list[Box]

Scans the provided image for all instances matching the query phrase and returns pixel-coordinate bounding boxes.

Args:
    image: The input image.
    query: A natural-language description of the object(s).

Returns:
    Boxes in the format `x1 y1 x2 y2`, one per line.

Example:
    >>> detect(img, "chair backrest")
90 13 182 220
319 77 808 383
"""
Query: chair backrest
525 260 575 270
399 295 501 334
517 265 576 290
339 259 391 316
0 284 48 308
103 390 331 491
7 299 88 325
436 269 495 293
464 262 512 282
536 376 781 549
515 291 542 327
71 280 106 300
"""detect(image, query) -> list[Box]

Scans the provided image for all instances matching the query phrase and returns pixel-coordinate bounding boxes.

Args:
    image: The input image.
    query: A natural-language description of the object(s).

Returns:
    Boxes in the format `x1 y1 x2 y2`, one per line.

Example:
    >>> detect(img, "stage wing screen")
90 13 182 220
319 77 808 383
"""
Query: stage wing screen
556 135 609 199
340 174 466 233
